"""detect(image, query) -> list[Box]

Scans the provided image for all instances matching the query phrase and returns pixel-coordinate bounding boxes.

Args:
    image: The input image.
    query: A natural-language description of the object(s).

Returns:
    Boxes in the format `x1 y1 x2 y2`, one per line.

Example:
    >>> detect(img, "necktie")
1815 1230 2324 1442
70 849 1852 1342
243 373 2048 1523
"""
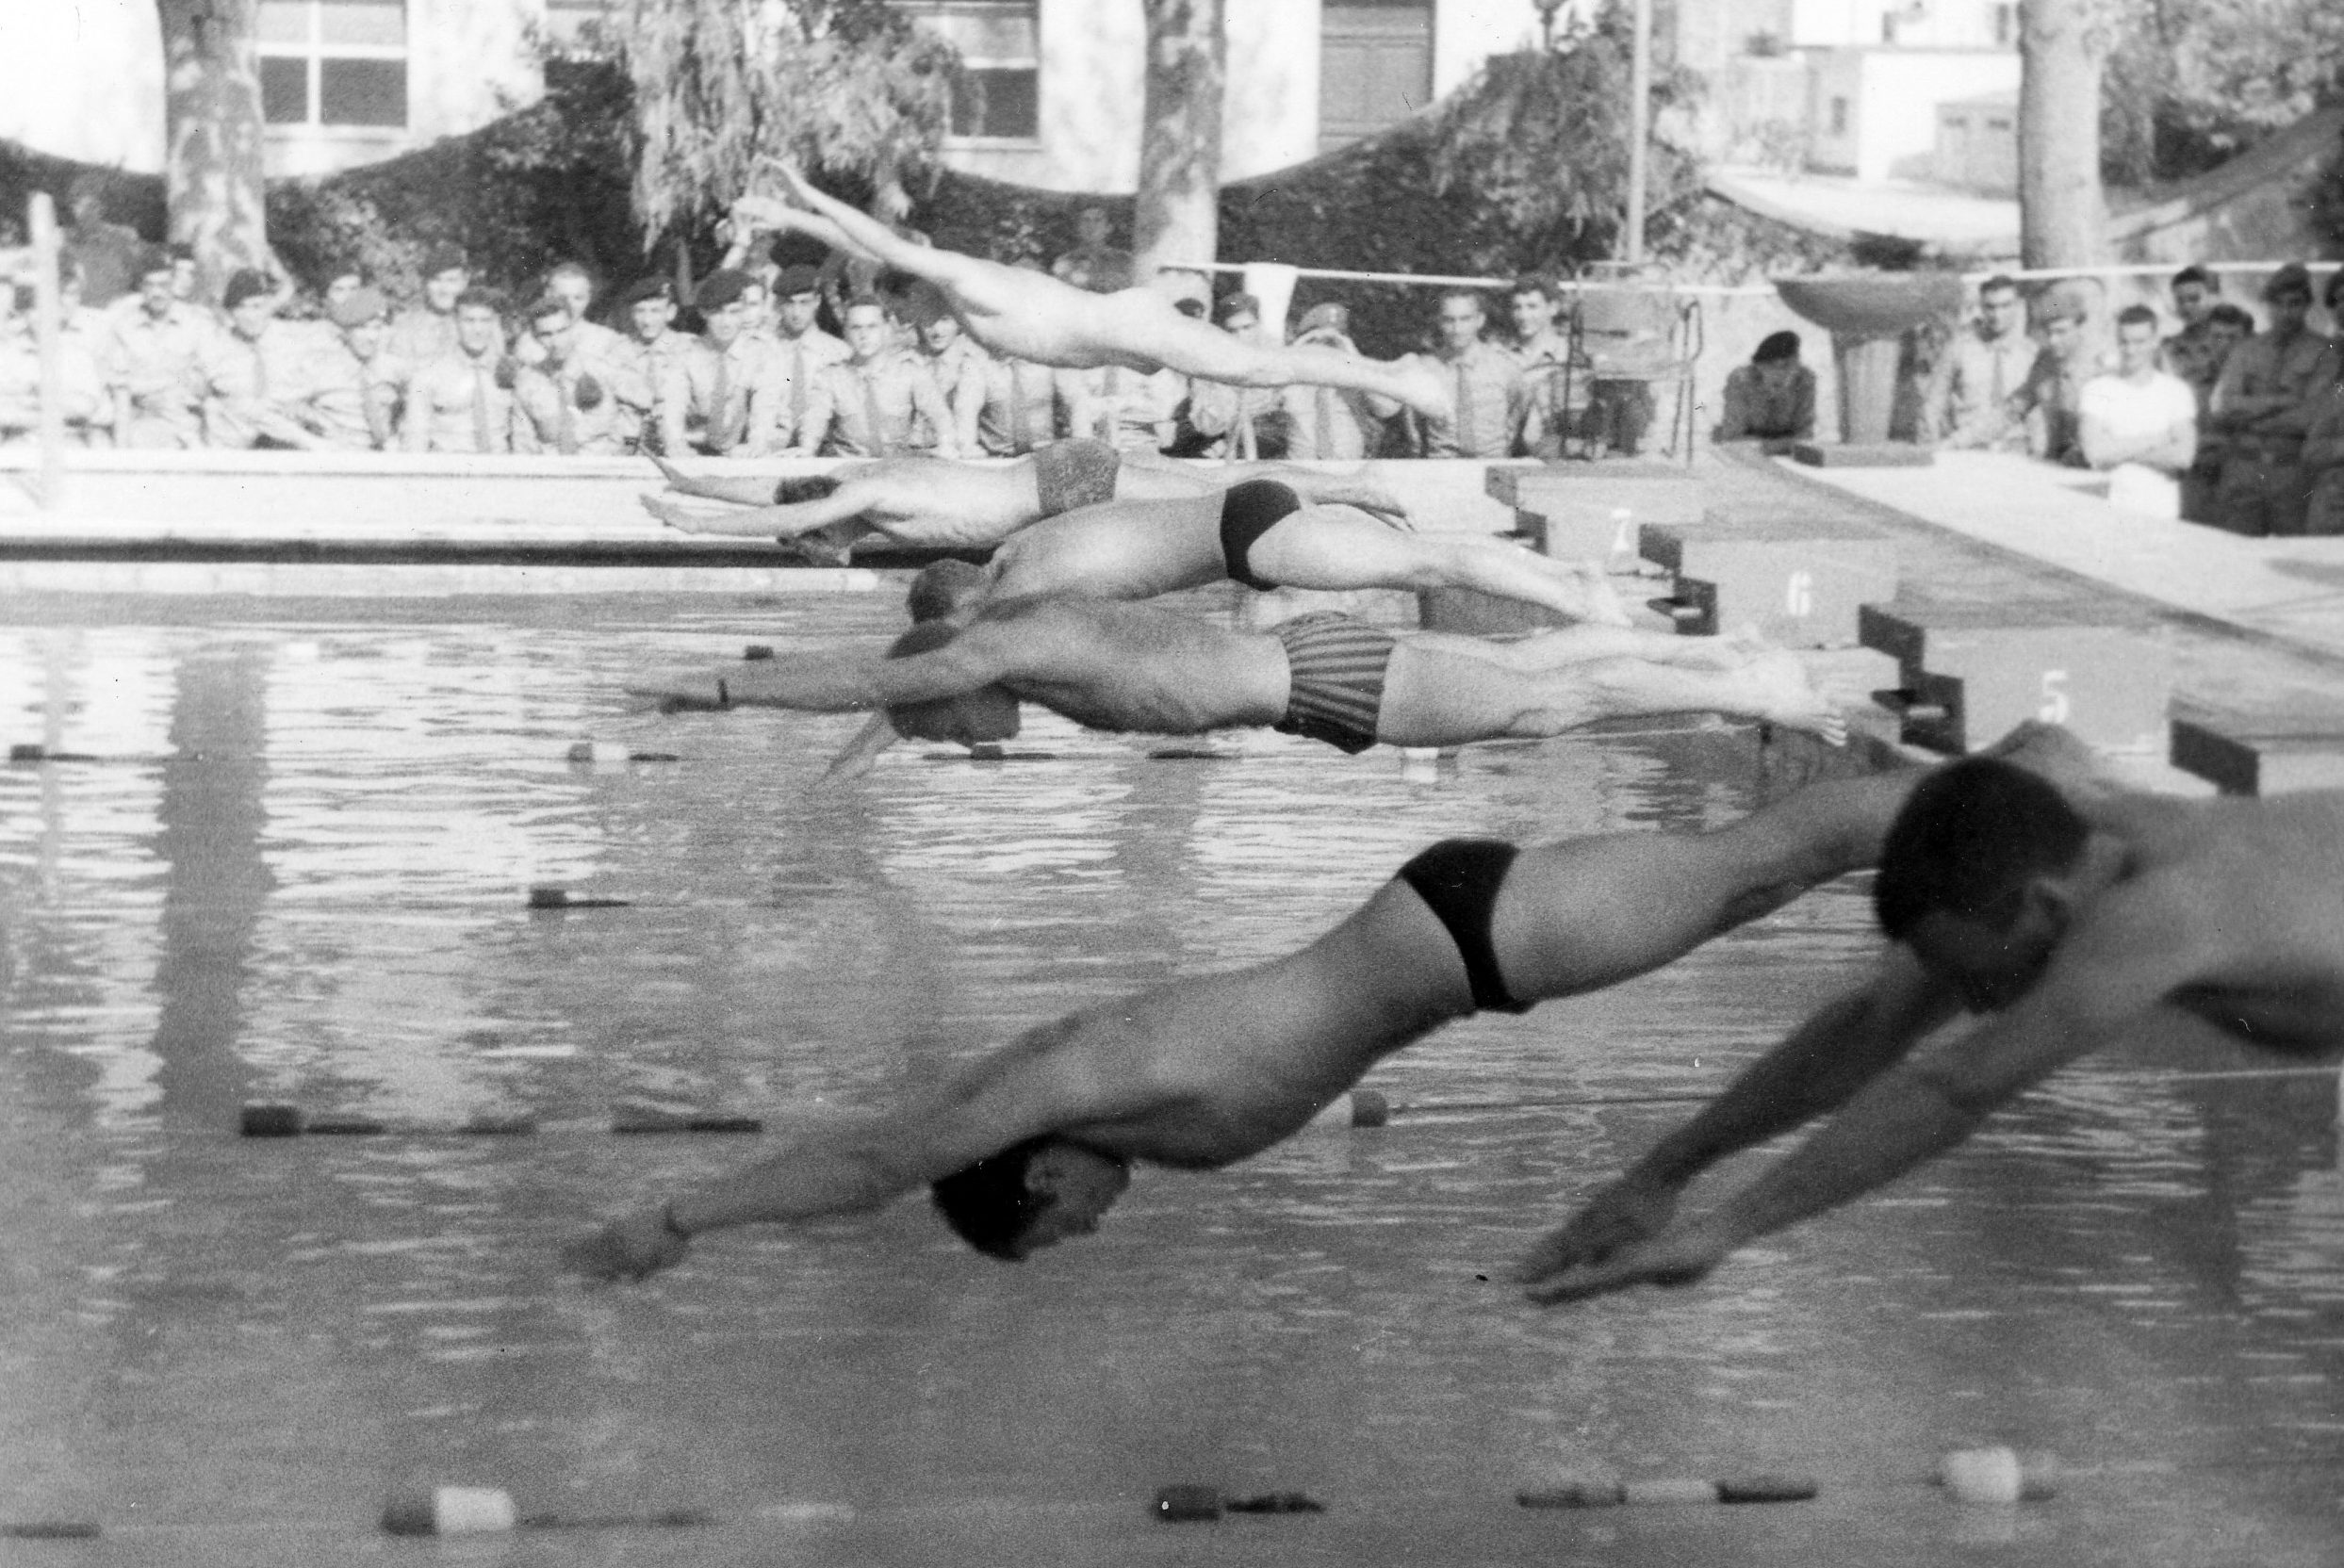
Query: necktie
471 364 493 452
1454 361 1474 456
360 363 390 449
1315 386 1335 459
1006 363 1026 453
789 342 809 442
710 350 735 452
251 337 268 400
556 367 579 455
861 368 890 456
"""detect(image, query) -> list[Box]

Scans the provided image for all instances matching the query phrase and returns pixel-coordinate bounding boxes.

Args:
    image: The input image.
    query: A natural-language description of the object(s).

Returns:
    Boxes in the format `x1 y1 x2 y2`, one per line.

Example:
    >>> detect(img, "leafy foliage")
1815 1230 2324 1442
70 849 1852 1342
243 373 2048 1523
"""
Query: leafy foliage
600 0 959 239
2101 0 2344 187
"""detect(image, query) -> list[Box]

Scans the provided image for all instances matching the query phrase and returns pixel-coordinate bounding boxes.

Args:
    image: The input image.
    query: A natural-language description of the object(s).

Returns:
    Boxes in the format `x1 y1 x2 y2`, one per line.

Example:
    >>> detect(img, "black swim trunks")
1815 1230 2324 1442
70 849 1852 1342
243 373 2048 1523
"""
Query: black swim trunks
1218 479 1303 592
1270 611 1397 755
1032 438 1122 517
1397 839 1533 1014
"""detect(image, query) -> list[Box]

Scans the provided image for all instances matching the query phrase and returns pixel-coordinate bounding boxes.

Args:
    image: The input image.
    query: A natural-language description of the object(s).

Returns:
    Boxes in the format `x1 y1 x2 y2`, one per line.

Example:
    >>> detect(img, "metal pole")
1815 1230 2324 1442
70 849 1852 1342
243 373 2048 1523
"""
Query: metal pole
27 191 64 511
1623 0 1652 264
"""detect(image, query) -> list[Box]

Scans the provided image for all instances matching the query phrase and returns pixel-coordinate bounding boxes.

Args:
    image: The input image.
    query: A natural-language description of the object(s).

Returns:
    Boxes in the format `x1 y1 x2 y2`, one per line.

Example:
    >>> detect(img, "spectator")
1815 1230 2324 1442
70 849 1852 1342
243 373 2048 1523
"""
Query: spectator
1064 359 1186 454
611 275 694 454
795 295 959 458
61 174 147 309
2016 292 2093 466
1715 329 1816 447
511 292 632 456
277 285 402 450
2208 262 2337 535
166 243 203 311
2181 301 2258 522
812 181 932 332
1507 273 1573 458
385 246 471 369
514 261 627 368
2078 303 2198 517
2298 271 2344 535
908 292 990 453
400 289 515 453
1186 292 1283 459
1413 288 1534 458
762 264 851 447
666 268 785 457
1276 302 1395 461
321 266 369 318
1050 205 1135 296
104 248 213 448
1922 273 2041 450
198 267 312 448
2159 264 2221 386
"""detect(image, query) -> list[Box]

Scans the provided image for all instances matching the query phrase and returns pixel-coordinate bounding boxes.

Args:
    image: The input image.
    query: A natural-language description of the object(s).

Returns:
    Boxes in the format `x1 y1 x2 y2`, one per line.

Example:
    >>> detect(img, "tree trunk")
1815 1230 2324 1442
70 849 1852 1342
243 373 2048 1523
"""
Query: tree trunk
1131 0 1225 286
2017 0 2107 270
156 0 270 299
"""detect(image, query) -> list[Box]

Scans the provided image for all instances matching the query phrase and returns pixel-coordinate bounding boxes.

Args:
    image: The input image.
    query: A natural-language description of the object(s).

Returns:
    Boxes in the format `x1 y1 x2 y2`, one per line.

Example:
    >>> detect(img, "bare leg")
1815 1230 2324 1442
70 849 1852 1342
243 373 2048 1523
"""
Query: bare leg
1245 505 1634 627
1380 644 1846 748
1409 626 1762 672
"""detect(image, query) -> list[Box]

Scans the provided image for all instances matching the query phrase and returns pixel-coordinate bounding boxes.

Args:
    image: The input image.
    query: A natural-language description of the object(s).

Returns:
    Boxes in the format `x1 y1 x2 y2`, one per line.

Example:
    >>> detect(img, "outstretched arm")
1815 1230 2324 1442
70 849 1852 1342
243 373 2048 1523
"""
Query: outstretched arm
641 482 876 540
819 712 904 782
626 634 1008 714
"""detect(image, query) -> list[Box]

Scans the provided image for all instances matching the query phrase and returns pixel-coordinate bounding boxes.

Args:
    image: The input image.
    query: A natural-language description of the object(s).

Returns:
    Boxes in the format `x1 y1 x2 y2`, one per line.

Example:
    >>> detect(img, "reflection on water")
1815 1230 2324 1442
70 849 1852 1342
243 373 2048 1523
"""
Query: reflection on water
0 595 2337 1566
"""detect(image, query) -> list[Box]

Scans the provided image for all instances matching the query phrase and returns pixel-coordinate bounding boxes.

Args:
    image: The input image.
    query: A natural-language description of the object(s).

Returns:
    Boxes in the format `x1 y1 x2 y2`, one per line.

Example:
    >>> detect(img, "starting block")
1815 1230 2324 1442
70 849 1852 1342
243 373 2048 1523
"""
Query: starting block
1485 462 1706 564
2169 711 2344 794
1638 509 1897 647
1859 601 2172 754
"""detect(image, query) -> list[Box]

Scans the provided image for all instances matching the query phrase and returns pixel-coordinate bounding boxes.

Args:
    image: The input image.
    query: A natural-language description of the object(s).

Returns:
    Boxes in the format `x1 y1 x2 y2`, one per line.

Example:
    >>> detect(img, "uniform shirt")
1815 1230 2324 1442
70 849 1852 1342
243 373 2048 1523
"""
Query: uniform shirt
1049 243 1136 295
608 328 696 451
917 335 991 451
764 327 852 449
104 302 215 441
1717 363 1817 441
2014 348 2093 465
0 323 41 435
1276 381 1385 461
1923 325 2041 449
385 306 465 374
512 318 629 369
1066 364 1186 453
2210 329 2338 450
1187 379 1282 460
64 221 147 308
2159 318 2221 395
2301 380 2344 533
665 335 786 456
972 356 1072 456
401 346 516 453
283 334 403 450
1416 339 1530 458
197 320 317 448
512 354 632 455
798 351 959 458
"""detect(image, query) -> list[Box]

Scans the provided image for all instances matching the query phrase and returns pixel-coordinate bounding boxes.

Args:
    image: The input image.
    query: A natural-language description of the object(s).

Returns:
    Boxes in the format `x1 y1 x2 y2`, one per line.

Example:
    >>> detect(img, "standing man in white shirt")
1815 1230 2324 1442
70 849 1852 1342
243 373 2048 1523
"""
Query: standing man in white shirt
2078 304 2199 518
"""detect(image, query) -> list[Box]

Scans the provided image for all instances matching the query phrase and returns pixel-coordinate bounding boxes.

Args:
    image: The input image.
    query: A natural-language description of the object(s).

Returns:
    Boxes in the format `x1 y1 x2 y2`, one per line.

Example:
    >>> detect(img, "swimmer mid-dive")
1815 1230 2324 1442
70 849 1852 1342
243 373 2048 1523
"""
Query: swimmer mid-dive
884 479 1629 624
565 725 2116 1282
628 559 1845 776
729 166 1456 421
1514 759 2344 1304
641 440 1416 563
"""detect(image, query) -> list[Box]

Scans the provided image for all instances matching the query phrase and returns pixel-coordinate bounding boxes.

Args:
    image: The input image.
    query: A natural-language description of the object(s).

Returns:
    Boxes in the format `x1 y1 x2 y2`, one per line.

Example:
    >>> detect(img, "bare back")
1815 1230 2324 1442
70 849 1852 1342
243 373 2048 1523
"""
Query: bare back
985 493 1227 601
858 454 1047 547
974 596 1287 737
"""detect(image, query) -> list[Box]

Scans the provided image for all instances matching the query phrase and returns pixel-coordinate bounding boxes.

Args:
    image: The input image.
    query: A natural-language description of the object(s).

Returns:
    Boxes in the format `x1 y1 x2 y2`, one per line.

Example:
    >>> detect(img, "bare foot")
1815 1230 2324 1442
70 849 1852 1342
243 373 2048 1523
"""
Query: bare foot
649 454 719 499
1731 650 1846 745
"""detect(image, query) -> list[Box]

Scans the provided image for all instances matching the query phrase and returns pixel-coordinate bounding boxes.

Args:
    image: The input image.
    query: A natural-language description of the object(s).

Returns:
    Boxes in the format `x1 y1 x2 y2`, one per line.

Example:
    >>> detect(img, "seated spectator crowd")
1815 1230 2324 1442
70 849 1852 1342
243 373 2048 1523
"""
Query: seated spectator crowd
1911 261 2342 535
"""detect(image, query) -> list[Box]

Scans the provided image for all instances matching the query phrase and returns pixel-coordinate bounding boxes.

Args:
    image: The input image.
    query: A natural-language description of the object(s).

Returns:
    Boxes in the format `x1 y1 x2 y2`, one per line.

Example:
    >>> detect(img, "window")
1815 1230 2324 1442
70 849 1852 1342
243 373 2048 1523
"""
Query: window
1829 97 1849 136
894 2 1040 141
258 0 408 129
1320 1 1434 153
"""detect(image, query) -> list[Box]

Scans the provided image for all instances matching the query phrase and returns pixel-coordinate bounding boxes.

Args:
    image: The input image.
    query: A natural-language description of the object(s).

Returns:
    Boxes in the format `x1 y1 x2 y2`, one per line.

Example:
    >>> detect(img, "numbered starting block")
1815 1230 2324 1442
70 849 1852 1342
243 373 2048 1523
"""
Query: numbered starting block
2169 710 2344 795
1859 602 2173 754
1638 511 1897 647
1485 463 1706 564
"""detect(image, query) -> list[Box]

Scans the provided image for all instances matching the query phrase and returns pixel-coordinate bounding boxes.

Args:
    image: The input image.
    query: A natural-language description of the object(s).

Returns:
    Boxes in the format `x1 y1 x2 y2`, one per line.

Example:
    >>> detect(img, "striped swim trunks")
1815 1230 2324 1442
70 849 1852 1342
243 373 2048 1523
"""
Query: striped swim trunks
1032 437 1122 516
1270 611 1398 755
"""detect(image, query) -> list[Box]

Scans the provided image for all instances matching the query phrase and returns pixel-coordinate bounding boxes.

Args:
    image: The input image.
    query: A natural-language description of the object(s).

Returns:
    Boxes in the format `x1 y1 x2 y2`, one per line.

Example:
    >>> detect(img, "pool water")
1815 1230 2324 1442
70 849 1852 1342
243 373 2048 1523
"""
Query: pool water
1 588 2337 1567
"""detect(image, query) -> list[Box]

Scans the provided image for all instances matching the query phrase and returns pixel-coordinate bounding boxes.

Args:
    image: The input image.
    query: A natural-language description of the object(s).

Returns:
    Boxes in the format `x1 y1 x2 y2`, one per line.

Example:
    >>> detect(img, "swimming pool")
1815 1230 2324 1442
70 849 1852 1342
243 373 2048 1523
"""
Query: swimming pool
1 587 2337 1566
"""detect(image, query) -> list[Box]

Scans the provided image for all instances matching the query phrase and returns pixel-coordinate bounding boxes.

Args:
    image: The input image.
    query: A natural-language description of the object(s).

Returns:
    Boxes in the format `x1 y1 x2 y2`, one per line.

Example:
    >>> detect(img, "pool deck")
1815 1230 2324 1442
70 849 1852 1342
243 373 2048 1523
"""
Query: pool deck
6 445 2341 791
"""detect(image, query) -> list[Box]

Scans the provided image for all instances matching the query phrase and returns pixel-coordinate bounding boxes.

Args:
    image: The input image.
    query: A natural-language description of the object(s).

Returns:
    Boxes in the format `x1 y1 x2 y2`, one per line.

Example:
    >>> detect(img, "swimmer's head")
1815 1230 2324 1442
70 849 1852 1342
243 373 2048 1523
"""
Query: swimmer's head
776 475 842 506
884 622 1020 745
930 1135 1132 1261
906 559 991 624
1874 758 2092 1013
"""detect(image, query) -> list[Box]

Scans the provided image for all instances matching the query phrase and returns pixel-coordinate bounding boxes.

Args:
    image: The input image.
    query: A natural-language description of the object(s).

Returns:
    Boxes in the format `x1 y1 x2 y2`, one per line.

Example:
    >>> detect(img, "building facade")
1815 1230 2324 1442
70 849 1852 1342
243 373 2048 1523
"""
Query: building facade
0 0 1534 193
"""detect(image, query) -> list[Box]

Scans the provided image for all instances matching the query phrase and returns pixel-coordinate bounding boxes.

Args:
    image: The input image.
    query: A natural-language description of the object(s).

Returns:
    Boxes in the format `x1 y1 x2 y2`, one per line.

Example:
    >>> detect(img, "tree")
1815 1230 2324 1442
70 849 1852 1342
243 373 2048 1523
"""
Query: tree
1131 0 1225 285
2102 0 2344 188
156 0 270 296
606 0 957 244
2018 0 2113 269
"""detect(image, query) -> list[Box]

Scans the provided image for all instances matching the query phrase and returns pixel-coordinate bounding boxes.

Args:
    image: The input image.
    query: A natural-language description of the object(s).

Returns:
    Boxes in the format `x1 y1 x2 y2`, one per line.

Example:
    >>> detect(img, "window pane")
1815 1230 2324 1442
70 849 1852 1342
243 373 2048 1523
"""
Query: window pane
260 56 310 123
320 0 405 47
257 1 309 45
320 57 407 126
952 68 1037 139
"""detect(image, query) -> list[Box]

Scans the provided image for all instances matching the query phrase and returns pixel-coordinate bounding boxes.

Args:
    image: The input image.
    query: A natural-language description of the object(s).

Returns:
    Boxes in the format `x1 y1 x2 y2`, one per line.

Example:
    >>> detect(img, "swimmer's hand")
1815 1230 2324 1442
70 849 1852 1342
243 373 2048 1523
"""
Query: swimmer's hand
624 672 732 714
1516 1214 1729 1307
564 1204 690 1283
1509 1175 1682 1287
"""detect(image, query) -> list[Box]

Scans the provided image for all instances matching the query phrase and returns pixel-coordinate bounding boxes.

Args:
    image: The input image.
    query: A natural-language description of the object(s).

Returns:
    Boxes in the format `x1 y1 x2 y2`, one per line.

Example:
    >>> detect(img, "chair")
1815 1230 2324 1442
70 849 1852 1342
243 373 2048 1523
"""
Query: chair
1555 261 1704 464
